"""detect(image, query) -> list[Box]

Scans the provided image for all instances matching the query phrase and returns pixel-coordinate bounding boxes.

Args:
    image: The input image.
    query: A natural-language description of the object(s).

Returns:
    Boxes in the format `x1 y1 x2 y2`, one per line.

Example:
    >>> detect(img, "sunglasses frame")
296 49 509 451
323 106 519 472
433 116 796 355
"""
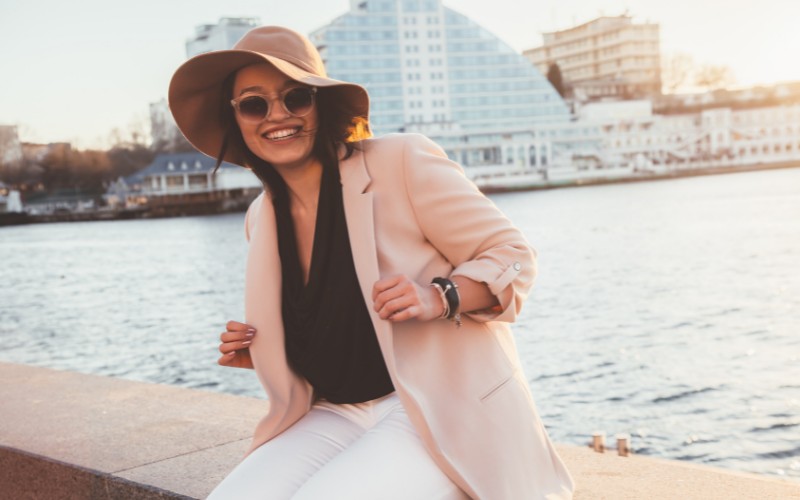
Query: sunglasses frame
230 86 318 122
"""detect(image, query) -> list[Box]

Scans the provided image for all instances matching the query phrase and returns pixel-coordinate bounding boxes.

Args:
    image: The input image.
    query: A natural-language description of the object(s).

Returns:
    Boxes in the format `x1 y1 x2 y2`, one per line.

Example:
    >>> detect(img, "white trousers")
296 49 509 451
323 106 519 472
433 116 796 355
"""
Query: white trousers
207 392 468 500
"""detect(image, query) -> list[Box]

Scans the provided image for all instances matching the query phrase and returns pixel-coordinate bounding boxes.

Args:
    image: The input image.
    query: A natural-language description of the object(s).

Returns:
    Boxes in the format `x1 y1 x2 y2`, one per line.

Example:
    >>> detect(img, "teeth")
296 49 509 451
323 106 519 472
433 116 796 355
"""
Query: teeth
264 128 300 140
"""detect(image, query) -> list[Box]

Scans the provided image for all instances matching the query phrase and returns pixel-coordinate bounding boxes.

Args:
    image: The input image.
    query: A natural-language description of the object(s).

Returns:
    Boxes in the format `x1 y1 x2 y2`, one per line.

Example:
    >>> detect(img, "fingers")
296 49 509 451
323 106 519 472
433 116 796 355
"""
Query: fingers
384 305 421 322
220 329 255 343
218 351 240 364
219 321 256 355
226 320 253 332
377 294 418 320
217 321 256 369
373 275 432 321
217 348 253 369
373 276 413 317
219 337 252 356
372 274 404 301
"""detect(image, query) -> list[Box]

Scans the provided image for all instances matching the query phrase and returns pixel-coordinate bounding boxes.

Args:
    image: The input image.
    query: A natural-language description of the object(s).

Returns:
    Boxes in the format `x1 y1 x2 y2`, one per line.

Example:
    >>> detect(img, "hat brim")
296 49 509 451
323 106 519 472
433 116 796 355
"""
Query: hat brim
168 49 370 167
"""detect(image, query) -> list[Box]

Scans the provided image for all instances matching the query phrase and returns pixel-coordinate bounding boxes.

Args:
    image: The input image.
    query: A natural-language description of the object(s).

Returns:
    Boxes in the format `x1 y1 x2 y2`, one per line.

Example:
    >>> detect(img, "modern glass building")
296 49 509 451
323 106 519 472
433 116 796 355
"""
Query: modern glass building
186 17 260 57
310 0 570 138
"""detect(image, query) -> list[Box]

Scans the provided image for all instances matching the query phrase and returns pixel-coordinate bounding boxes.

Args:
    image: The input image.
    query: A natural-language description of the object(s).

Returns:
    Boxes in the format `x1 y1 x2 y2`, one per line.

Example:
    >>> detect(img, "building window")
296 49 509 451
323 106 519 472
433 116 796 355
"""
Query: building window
166 176 183 187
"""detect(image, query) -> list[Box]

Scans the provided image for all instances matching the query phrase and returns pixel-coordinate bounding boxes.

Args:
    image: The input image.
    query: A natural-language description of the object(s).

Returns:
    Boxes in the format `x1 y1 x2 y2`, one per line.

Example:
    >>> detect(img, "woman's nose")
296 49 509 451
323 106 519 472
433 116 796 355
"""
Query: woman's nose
265 97 291 121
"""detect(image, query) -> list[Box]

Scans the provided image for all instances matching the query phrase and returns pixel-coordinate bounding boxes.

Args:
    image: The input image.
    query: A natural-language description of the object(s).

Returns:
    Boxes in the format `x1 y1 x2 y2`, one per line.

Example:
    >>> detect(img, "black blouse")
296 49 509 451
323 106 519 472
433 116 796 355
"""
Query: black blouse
272 160 394 404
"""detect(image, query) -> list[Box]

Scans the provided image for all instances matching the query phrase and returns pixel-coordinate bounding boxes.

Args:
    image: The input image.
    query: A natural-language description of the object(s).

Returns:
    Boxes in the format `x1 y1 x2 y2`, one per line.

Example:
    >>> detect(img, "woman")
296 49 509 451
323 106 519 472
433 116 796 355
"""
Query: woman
169 26 573 500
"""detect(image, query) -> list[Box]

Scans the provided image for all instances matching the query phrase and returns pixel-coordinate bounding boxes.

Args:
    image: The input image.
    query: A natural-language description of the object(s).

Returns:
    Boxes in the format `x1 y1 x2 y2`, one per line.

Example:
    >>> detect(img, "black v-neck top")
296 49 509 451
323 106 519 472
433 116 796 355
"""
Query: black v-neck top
273 161 394 404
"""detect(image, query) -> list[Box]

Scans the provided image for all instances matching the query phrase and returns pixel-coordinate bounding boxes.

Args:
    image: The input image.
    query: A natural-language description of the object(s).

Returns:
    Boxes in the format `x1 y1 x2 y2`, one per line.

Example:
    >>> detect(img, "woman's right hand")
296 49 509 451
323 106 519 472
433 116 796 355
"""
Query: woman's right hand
218 320 256 369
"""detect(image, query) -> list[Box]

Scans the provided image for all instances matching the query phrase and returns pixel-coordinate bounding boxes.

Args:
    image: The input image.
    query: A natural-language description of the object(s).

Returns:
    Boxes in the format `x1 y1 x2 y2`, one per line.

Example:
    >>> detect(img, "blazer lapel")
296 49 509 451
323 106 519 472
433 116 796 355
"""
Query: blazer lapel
339 148 396 373
245 194 313 407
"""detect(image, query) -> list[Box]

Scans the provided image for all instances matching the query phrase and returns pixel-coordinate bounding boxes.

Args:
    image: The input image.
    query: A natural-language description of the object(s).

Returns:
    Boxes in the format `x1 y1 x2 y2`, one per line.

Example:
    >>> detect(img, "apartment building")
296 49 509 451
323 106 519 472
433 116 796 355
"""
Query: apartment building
524 15 661 101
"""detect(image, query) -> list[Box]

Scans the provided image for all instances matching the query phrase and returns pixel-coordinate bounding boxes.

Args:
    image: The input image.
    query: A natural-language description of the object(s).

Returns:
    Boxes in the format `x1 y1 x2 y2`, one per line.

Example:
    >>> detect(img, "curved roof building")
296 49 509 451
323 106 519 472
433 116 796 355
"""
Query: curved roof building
310 0 570 137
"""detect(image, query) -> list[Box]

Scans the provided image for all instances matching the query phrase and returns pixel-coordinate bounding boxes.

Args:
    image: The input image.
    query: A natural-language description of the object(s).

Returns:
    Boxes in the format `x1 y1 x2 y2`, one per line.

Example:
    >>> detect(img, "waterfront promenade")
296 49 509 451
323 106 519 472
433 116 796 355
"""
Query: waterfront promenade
2 362 798 499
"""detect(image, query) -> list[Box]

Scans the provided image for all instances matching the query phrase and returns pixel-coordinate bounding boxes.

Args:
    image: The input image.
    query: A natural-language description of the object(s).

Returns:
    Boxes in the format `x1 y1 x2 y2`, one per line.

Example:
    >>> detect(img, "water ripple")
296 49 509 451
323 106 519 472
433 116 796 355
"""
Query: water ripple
533 369 584 381
757 446 800 460
652 386 722 404
749 421 800 433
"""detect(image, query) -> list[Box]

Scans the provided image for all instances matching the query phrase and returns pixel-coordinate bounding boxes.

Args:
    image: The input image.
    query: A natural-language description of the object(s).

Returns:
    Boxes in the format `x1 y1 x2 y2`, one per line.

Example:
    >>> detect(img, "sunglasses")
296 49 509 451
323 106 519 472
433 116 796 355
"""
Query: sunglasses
230 86 318 122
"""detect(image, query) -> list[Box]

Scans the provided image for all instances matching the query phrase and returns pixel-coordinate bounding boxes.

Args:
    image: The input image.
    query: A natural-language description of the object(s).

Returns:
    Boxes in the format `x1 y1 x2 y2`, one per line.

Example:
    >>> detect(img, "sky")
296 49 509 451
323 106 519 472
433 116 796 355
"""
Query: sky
2 0 799 148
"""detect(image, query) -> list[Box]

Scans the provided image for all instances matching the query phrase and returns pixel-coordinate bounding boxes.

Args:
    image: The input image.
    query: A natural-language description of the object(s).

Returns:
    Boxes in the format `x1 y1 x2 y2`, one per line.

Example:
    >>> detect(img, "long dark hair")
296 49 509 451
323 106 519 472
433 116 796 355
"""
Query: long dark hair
215 72 371 204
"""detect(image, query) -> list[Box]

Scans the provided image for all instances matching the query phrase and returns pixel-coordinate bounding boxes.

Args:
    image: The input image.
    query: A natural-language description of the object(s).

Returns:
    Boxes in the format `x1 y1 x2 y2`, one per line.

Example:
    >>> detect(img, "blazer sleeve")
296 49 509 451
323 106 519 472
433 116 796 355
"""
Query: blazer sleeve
399 133 537 323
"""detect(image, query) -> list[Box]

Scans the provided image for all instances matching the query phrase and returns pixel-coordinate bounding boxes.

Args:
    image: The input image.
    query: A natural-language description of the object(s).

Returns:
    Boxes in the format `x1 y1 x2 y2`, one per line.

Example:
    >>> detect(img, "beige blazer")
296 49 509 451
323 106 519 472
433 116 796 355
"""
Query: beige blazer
242 133 574 499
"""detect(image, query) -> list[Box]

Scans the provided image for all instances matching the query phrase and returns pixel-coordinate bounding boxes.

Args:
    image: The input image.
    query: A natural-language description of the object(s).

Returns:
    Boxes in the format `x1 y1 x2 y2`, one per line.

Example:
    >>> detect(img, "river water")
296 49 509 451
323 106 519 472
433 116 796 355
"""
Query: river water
1 167 799 481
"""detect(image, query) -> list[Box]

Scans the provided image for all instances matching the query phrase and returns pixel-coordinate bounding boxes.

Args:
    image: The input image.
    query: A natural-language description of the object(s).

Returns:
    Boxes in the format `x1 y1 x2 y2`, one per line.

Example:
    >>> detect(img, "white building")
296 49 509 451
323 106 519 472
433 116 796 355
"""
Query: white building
110 152 262 211
311 0 569 137
596 102 800 170
131 153 261 195
186 17 260 57
455 94 800 191
524 15 661 101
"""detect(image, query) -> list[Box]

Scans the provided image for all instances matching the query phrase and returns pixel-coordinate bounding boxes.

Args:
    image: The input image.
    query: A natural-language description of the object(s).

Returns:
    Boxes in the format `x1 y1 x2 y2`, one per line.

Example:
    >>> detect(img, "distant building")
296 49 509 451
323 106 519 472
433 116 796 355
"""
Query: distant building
186 17 260 57
111 152 262 211
654 80 800 114
129 152 260 195
310 0 569 137
524 15 661 102
578 97 800 171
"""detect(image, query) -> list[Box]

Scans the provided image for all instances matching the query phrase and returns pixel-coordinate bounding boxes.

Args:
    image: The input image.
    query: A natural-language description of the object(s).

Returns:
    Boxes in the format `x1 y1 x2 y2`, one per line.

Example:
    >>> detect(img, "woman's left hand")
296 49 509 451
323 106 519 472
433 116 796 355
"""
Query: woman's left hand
372 274 444 322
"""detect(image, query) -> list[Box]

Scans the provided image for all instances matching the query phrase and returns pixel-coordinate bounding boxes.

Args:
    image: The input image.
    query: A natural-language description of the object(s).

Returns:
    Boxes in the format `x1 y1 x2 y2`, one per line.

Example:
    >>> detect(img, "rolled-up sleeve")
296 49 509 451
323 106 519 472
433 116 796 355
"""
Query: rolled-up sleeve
400 134 537 323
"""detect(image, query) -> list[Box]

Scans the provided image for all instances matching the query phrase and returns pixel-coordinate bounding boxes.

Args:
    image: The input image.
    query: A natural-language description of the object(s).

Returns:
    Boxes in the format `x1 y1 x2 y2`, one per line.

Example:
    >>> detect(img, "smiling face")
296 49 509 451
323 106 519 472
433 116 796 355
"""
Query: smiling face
232 63 320 174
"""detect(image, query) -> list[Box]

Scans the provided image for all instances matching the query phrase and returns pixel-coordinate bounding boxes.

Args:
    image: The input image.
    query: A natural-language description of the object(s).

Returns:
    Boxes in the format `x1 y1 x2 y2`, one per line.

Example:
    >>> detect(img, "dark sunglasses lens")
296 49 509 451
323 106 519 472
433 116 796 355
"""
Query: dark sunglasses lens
284 88 314 115
239 96 268 120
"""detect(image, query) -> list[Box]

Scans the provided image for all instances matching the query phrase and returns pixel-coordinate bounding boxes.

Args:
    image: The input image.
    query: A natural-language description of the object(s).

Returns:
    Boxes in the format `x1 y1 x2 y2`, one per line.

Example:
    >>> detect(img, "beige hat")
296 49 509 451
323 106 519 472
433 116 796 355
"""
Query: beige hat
168 26 370 166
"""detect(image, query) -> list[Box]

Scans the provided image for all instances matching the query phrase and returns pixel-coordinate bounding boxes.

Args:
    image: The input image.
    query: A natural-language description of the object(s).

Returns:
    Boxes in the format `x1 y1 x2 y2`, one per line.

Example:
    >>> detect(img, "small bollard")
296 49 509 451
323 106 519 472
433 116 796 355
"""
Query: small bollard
592 431 605 453
616 433 631 457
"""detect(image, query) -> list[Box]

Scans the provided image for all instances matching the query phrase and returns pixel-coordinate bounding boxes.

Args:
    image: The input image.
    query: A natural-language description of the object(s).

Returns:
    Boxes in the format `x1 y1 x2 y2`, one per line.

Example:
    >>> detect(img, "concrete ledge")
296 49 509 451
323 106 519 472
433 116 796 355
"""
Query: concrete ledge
1 362 798 499
0 446 191 500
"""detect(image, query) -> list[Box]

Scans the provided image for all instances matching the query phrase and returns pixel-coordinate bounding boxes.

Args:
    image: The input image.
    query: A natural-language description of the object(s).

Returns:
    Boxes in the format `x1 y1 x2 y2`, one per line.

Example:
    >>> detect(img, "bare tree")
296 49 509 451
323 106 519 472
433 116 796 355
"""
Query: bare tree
695 64 735 92
106 115 157 180
661 52 695 94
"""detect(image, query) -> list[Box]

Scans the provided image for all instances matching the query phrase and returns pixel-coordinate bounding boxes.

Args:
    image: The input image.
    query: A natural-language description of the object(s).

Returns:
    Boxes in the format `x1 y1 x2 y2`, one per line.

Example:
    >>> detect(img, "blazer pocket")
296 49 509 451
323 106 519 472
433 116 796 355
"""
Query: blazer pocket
479 374 515 403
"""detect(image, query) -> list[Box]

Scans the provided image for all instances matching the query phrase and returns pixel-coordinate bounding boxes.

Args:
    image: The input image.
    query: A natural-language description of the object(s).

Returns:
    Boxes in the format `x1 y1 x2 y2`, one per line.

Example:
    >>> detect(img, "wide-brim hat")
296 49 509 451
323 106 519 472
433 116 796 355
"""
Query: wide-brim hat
168 26 370 167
